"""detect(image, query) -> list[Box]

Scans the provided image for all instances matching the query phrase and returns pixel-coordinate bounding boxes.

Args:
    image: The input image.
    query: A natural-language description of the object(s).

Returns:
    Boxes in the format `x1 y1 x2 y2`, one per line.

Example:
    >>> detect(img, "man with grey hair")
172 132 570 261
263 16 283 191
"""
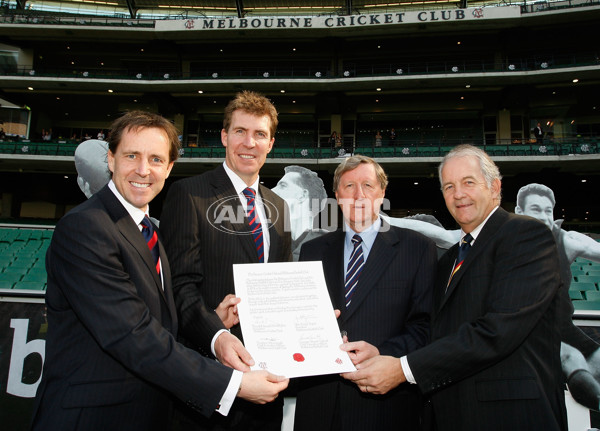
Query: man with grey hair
272 165 328 261
294 155 437 430
342 145 567 430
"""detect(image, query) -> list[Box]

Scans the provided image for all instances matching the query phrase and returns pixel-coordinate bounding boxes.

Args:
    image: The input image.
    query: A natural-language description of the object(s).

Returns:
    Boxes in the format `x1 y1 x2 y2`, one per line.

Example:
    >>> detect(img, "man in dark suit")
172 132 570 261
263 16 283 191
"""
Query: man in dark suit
293 155 437 431
31 111 288 431
534 122 544 143
342 144 568 431
160 91 293 430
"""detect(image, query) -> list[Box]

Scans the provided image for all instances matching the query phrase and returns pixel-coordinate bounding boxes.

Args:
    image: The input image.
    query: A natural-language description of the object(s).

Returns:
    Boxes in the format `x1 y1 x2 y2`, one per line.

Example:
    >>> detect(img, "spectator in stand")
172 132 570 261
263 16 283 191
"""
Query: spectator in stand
389 128 396 144
97 130 106 140
375 131 382 147
534 122 544 144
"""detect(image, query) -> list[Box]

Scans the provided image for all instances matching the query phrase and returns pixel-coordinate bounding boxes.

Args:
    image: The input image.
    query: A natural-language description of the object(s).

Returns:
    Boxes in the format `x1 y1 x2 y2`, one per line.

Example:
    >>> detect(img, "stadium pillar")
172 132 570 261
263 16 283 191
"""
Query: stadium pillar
498 109 511 145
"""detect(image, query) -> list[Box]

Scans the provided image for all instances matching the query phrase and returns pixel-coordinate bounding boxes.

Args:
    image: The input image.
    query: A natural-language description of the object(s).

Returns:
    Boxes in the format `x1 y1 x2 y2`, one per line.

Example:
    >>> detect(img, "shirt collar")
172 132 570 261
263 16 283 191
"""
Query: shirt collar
108 180 148 226
344 217 381 253
223 161 260 195
460 206 499 243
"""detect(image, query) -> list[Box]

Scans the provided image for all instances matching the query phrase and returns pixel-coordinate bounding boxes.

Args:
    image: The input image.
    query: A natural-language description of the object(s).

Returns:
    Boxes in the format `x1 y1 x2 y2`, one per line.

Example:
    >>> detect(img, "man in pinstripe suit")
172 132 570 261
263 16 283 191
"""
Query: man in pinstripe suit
343 145 567 431
161 91 292 430
293 155 437 431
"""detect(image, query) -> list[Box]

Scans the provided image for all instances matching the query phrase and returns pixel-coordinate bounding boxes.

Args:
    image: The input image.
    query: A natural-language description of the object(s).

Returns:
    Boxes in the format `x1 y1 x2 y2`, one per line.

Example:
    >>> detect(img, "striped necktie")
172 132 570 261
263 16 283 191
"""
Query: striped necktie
449 233 473 284
242 187 264 263
345 234 365 308
141 215 160 275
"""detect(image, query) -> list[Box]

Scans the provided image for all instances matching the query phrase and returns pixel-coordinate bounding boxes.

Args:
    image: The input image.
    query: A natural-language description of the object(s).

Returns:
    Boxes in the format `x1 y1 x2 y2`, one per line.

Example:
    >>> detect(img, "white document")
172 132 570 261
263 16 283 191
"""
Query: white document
233 261 356 378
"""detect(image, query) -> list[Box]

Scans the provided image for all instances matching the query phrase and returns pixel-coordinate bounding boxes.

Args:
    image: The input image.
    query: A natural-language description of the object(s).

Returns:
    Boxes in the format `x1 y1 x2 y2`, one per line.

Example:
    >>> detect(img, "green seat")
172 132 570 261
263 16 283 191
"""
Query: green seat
196 147 213 158
585 291 600 301
573 301 600 311
0 142 15 154
572 282 598 291
353 147 373 157
13 281 46 290
2 267 27 277
586 270 600 277
37 144 59 155
576 276 599 285
508 144 533 156
484 145 508 156
418 147 440 157
22 272 47 283
569 290 584 300
9 260 34 269
0 273 22 289
572 268 587 276
274 148 295 158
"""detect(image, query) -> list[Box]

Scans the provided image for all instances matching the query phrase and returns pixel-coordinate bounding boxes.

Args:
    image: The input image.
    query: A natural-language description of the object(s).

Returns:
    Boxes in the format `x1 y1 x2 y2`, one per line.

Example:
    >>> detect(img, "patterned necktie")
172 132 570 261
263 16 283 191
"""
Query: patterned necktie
242 187 264 263
141 215 160 275
344 234 365 308
449 233 473 283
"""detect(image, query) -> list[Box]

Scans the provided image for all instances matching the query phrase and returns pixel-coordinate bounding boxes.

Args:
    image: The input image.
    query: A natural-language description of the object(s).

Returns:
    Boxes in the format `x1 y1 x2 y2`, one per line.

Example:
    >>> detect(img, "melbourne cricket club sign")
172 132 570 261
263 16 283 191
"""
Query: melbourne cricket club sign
155 6 521 33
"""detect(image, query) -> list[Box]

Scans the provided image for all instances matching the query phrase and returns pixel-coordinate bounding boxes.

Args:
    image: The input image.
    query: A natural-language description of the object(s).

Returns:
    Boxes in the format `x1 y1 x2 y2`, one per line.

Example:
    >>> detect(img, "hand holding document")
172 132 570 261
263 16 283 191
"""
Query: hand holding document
233 261 356 378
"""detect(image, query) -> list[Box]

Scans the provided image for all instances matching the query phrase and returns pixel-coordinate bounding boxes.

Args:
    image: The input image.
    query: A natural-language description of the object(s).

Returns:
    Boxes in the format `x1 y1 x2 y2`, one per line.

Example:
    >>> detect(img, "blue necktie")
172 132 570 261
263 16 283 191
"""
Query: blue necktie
242 187 264 263
344 234 364 308
449 233 472 285
141 215 160 275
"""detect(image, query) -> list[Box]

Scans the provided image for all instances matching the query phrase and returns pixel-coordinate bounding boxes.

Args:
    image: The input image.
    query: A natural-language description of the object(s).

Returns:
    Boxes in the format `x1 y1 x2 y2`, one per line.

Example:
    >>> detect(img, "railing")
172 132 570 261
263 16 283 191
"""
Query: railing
1 140 598 159
4 51 598 82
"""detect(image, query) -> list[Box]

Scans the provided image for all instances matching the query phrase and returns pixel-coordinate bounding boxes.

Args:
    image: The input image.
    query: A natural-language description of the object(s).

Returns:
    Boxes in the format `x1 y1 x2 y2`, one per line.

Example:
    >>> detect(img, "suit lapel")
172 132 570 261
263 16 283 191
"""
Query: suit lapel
320 230 346 313
439 208 509 309
210 165 258 262
342 222 398 321
259 185 279 259
97 186 170 305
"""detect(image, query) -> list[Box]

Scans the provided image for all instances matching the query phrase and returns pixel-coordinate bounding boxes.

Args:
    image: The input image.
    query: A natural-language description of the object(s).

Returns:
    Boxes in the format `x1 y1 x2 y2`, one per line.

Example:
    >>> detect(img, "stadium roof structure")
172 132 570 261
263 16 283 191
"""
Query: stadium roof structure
5 0 558 19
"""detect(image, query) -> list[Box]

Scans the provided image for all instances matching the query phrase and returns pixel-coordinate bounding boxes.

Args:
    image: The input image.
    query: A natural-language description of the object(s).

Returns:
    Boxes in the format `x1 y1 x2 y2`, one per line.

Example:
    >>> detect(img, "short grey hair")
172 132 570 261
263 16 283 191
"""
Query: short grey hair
439 144 502 202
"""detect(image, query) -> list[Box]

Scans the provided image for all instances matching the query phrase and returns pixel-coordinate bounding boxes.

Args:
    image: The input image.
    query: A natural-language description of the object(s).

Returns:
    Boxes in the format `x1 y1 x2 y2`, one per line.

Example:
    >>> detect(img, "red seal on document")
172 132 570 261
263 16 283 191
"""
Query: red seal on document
293 353 305 362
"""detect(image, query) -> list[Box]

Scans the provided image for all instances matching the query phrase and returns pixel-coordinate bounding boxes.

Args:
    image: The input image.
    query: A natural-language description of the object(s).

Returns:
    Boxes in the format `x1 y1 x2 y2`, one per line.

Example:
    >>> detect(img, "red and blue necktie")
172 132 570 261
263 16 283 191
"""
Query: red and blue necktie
242 187 264 263
141 215 160 275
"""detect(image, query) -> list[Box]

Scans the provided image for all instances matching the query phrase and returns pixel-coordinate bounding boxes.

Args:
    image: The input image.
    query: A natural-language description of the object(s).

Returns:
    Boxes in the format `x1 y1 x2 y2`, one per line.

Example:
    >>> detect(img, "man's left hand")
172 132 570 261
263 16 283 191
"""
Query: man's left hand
341 355 405 395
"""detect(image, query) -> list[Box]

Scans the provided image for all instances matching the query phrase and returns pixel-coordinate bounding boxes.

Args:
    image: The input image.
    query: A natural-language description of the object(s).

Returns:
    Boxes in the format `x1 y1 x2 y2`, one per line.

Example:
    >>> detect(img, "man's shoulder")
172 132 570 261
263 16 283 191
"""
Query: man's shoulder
168 166 227 194
302 229 340 249
54 191 114 235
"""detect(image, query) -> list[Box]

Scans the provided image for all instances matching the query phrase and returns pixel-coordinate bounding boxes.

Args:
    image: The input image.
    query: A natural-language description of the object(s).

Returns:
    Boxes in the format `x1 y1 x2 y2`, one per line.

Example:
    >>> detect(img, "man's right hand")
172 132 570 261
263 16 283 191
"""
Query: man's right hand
214 331 254 372
238 371 289 404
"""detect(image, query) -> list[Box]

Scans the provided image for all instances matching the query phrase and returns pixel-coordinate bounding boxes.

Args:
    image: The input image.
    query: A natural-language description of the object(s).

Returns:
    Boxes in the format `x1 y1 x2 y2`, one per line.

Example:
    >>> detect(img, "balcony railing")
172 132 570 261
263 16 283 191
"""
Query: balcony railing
1 139 598 159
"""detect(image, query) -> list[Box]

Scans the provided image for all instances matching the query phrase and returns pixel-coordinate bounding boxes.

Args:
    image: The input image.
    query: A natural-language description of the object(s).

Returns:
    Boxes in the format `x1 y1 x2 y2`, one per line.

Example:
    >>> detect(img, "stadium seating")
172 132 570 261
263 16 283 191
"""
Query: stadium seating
0 227 52 291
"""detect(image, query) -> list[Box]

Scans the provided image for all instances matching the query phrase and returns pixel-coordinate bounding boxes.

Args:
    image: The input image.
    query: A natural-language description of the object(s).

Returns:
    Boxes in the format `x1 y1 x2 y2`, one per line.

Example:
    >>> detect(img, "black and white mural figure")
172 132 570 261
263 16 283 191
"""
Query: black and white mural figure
515 183 600 410
271 165 328 261
73 139 111 199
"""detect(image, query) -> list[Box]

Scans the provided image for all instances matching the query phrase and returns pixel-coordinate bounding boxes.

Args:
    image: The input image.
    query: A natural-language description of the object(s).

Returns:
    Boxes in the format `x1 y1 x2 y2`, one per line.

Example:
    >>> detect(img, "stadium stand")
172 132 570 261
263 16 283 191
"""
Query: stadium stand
0 227 52 291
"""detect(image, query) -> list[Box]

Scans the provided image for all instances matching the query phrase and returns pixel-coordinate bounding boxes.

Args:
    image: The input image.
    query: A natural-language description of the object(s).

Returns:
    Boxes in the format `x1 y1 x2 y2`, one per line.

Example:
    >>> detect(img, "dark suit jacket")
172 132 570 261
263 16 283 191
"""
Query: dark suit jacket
407 208 568 431
30 185 233 431
160 164 293 351
294 222 437 431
